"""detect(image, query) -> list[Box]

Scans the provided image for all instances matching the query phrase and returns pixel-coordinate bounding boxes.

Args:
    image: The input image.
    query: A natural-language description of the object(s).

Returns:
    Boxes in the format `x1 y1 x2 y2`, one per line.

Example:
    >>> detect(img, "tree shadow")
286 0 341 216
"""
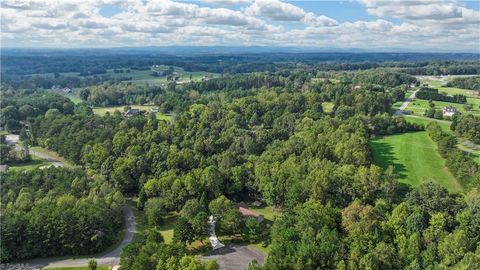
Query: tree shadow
371 140 408 180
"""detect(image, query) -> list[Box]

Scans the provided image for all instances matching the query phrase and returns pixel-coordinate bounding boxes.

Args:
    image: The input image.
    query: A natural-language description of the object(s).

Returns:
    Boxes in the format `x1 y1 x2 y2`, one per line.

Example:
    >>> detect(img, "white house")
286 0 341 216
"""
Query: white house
442 106 458 117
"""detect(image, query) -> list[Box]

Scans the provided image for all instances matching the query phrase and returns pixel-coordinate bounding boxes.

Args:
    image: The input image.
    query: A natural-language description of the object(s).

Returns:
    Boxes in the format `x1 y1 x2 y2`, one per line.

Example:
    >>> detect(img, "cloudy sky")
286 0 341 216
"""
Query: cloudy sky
1 0 479 51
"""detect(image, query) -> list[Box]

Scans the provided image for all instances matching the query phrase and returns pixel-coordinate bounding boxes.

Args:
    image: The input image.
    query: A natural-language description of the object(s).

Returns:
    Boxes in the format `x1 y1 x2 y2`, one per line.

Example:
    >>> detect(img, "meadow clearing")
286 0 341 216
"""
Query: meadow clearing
92 105 172 121
370 131 463 193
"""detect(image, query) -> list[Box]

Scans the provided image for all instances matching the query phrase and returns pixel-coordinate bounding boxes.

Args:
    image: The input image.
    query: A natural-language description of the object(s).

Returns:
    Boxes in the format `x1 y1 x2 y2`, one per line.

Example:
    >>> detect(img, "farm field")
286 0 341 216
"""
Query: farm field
404 76 480 117
370 131 462 193
92 105 172 120
32 66 218 87
405 98 480 117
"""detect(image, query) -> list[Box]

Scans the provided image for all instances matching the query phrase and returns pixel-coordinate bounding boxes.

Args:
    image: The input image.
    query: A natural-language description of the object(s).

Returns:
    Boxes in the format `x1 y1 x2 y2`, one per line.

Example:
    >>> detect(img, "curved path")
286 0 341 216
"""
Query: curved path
8 206 136 270
5 134 65 167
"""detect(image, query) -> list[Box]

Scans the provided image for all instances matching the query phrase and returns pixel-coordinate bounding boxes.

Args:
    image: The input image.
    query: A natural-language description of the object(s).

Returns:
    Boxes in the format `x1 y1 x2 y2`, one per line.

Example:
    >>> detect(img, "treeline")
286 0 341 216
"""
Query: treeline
416 87 467 104
0 89 74 131
337 70 417 87
3 51 478 76
452 114 480 144
81 83 163 106
446 76 480 91
1 73 131 89
0 167 124 261
427 122 480 189
26 106 123 163
184 74 286 93
403 61 480 75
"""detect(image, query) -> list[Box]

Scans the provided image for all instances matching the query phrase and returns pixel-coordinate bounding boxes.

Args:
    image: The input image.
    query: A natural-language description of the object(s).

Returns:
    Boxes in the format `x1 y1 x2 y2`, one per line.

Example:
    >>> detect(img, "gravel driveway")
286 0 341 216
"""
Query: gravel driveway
203 245 266 270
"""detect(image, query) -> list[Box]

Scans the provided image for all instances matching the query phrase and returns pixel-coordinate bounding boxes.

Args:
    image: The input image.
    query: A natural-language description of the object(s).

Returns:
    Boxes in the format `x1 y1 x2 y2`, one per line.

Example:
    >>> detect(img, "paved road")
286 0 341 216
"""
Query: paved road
27 148 65 167
395 90 418 116
5 134 65 167
7 206 136 270
203 245 265 270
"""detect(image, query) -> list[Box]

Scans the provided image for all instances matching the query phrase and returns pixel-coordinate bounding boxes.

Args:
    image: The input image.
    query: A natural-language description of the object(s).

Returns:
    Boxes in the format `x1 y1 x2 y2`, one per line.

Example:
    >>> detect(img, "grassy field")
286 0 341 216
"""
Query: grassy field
405 77 480 117
8 157 51 171
92 105 172 120
43 266 111 270
457 142 480 164
370 132 462 193
64 93 82 104
30 146 74 167
128 200 176 244
33 66 218 87
403 115 452 132
246 203 282 222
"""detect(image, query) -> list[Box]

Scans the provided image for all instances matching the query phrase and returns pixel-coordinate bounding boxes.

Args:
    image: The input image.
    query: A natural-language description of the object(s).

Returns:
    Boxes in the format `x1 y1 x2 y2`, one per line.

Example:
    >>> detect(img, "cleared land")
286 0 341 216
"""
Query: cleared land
403 115 451 132
8 157 51 171
33 66 218 87
92 105 172 121
30 146 74 167
400 76 480 118
370 132 462 193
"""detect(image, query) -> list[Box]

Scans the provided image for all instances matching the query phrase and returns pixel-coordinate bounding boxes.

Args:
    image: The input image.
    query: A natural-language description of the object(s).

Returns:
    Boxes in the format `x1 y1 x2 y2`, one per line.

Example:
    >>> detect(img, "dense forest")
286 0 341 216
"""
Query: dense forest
1 52 480 269
1 168 124 261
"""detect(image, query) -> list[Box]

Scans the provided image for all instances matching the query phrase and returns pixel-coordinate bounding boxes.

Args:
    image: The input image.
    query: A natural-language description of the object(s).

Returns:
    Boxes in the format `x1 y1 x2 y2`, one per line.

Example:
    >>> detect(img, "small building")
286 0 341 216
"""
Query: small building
124 109 140 117
202 75 210 81
442 106 458 117
0 165 9 173
150 107 159 113
236 202 264 222
62 87 72 93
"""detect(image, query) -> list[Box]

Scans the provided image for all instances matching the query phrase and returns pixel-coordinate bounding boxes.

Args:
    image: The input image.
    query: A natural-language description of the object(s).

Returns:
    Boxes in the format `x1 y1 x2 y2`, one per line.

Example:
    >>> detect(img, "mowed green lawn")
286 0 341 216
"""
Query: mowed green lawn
92 105 172 121
370 132 463 193
403 115 451 133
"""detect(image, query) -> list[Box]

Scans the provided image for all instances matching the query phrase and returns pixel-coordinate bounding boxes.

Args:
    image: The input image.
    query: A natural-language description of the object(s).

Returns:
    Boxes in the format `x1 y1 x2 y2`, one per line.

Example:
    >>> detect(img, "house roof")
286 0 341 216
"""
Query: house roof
236 202 260 217
442 106 458 112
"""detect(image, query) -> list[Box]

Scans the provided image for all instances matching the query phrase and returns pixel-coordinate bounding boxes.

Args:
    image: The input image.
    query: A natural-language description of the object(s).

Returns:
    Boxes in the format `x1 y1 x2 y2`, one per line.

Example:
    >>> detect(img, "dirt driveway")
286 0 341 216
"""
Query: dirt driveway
203 245 265 270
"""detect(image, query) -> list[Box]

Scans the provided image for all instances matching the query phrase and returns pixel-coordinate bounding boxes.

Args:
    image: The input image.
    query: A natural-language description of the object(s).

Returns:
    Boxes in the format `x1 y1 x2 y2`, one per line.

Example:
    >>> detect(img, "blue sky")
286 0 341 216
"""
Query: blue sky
2 0 479 51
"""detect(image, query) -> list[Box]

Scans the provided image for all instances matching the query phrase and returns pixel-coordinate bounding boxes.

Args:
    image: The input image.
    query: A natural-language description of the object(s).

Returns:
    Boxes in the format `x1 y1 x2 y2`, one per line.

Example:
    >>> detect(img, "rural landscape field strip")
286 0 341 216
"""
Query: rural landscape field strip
371 131 462 193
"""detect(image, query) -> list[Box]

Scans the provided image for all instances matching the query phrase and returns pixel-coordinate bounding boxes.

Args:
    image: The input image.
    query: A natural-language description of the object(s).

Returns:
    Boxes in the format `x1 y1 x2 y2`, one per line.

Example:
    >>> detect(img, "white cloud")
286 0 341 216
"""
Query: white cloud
359 0 479 24
0 0 477 51
203 0 252 5
303 12 338 26
245 0 305 21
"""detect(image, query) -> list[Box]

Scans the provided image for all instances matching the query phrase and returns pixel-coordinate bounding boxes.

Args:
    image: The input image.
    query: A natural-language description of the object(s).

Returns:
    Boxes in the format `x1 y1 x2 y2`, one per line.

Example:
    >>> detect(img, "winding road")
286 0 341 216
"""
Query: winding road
5 134 66 167
7 206 136 270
